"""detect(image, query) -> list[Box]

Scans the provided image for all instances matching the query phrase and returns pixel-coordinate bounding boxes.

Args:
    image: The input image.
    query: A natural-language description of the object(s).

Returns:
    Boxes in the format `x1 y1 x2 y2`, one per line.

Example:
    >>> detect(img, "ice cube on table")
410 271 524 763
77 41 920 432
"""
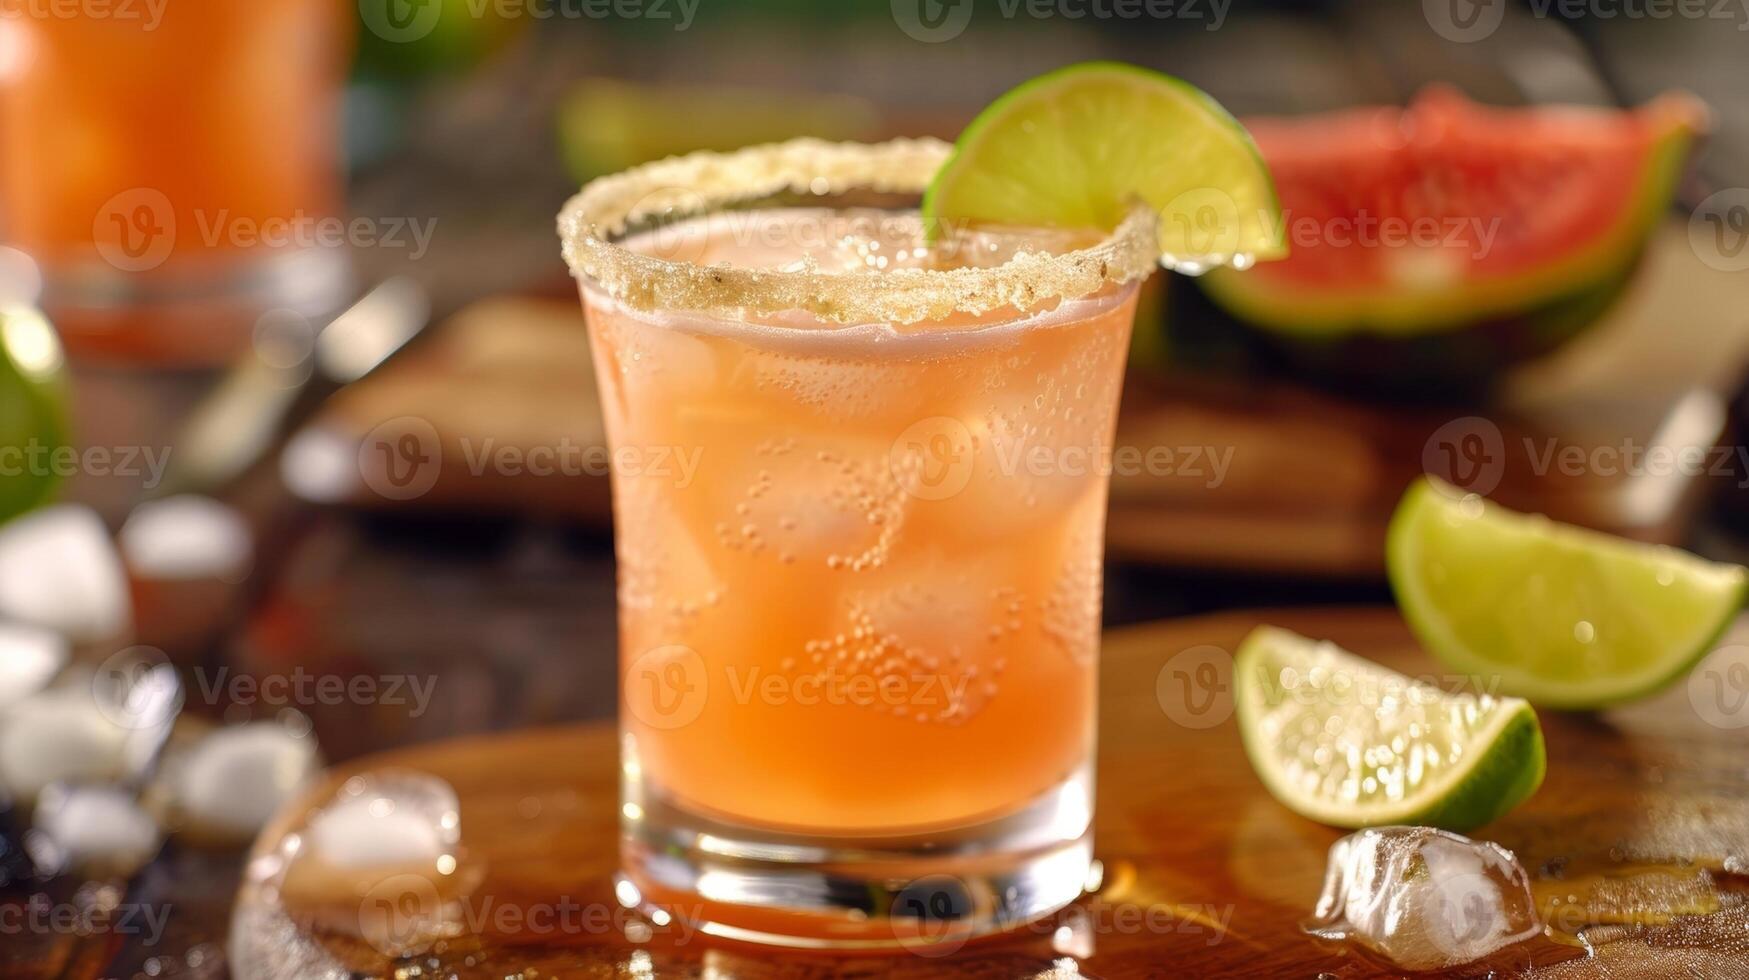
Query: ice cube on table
0 622 67 710
306 769 461 870
89 649 183 784
172 722 319 840
0 505 130 642
0 689 130 799
31 784 162 877
1306 825 1542 971
275 769 472 959
120 494 253 582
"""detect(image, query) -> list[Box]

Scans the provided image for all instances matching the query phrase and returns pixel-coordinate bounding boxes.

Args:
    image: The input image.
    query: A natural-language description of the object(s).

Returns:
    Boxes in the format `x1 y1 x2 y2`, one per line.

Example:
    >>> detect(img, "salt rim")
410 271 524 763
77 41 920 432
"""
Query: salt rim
556 137 1159 325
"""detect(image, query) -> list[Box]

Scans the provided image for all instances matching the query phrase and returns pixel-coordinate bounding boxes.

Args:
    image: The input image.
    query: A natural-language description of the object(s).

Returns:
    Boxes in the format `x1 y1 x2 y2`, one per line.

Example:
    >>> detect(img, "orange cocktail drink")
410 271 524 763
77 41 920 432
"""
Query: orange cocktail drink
0 0 352 362
560 139 1156 948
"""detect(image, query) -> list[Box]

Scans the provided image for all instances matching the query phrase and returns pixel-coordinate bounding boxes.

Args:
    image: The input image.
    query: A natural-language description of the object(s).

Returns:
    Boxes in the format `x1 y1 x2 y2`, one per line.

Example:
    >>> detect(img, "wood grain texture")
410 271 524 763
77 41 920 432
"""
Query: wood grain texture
233 607 1749 978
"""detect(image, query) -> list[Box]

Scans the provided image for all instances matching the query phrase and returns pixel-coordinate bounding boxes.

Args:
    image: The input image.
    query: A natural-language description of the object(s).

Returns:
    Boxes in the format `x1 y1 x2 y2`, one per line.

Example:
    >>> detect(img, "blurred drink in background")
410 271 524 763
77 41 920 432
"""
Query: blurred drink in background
0 0 354 364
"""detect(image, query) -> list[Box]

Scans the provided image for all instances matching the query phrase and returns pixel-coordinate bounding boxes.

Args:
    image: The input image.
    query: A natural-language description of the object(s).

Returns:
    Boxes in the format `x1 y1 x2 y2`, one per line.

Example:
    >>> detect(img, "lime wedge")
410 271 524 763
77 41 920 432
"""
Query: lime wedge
1236 625 1545 832
1388 477 1747 710
923 61 1286 269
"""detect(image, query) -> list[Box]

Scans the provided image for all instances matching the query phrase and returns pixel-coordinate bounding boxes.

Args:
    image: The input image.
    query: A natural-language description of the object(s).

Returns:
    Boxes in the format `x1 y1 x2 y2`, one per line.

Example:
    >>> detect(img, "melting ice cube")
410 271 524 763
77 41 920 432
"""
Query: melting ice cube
120 494 253 582
307 769 460 870
0 505 130 642
30 784 162 877
0 689 130 799
294 769 468 957
0 623 67 711
172 722 320 840
1306 825 1542 971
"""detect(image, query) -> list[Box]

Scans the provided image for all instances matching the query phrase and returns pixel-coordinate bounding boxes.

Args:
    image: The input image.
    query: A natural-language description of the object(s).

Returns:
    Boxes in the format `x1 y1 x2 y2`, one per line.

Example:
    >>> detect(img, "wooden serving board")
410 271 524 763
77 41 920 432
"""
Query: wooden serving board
232 608 1749 978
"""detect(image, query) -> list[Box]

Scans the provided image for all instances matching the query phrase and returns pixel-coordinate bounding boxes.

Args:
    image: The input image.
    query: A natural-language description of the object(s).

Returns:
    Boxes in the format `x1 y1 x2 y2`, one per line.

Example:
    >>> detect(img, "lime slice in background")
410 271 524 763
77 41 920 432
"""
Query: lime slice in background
1388 477 1747 710
0 307 69 524
1236 625 1545 832
923 61 1286 269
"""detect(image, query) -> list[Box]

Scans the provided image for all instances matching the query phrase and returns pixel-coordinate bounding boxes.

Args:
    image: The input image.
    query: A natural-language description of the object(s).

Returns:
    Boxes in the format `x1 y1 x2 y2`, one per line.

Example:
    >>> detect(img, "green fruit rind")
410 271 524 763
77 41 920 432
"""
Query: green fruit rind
1403 703 1545 834
0 308 68 523
1223 270 1633 398
1388 477 1749 710
923 61 1286 267
1235 625 1545 833
1200 93 1705 338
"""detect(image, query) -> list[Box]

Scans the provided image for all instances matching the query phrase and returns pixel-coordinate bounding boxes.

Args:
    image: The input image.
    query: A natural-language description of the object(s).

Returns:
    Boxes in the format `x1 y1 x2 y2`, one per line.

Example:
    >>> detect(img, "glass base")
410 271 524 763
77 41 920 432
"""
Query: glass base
620 767 1095 952
38 246 354 365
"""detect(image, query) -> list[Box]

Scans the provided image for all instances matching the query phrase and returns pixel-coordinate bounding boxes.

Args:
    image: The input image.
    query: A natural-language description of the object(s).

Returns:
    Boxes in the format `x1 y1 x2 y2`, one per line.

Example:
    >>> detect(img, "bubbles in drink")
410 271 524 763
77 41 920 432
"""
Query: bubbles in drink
1040 496 1107 663
608 315 719 399
816 559 1020 724
912 321 1124 548
612 485 725 633
744 351 924 424
1306 826 1541 971
683 432 907 573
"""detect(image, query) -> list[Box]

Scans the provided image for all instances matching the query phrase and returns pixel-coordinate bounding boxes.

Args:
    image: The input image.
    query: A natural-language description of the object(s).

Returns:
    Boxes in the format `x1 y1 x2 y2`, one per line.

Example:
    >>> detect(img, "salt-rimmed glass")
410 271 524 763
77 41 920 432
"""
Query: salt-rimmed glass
559 138 1156 951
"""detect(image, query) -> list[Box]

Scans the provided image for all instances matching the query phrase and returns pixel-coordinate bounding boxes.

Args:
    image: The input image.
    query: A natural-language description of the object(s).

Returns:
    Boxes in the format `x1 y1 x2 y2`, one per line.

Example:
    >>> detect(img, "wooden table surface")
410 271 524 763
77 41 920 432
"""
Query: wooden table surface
232 607 1749 979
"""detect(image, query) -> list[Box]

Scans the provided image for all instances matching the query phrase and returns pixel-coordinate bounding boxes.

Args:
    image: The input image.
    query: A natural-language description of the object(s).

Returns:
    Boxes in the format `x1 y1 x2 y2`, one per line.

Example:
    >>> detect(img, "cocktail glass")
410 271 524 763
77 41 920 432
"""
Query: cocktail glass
558 138 1157 950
